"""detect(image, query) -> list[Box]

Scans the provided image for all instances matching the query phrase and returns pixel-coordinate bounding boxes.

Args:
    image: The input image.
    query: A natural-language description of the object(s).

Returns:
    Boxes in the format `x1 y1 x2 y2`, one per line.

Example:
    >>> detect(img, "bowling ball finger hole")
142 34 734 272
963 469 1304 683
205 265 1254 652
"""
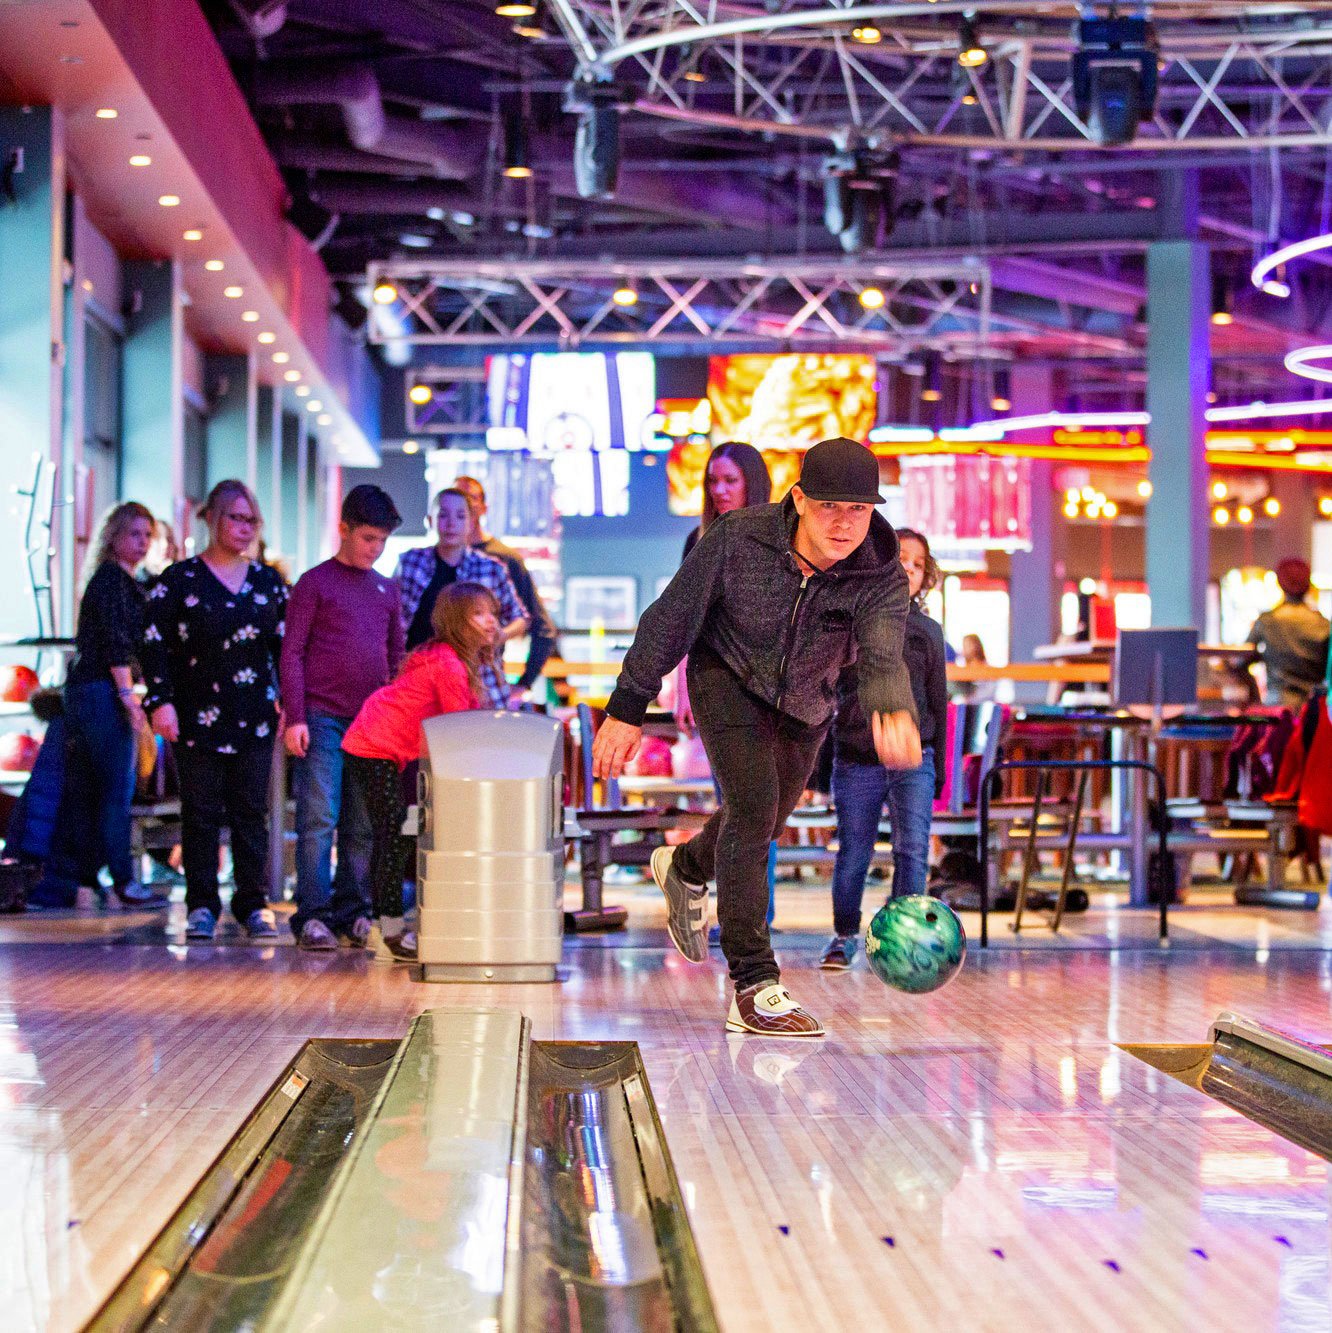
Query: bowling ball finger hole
925 911 937 924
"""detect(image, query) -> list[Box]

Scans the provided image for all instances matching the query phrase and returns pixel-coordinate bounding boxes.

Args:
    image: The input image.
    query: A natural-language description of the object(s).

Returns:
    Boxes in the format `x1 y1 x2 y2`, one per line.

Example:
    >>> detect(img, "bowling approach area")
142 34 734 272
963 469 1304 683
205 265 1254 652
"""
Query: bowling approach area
11 887 1332 1331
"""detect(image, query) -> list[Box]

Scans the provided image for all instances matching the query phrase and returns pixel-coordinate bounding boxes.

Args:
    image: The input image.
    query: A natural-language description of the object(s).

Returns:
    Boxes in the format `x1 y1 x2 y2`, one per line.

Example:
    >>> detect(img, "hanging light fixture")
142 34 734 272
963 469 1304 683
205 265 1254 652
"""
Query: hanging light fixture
502 105 532 179
990 366 1011 413
957 15 987 68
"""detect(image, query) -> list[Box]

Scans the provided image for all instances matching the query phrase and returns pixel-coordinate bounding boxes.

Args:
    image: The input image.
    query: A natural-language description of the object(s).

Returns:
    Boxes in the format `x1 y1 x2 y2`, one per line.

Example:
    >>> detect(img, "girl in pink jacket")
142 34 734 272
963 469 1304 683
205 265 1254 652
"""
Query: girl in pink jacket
343 581 500 960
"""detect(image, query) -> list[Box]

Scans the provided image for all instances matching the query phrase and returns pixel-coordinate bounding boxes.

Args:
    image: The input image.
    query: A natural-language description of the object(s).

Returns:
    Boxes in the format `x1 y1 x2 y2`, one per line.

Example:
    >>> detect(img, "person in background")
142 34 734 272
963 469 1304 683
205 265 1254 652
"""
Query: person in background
954 632 995 702
394 488 528 708
142 480 287 942
454 475 558 703
821 529 948 970
342 582 499 962
46 503 167 909
680 440 775 564
282 484 404 952
1247 558 1330 709
676 442 780 939
142 518 180 579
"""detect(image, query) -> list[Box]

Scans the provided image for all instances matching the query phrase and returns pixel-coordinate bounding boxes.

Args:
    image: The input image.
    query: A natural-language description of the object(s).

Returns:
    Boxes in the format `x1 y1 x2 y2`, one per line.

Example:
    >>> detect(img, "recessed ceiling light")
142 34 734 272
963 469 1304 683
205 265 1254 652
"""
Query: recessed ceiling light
158 194 181 207
272 351 290 364
204 259 224 271
257 331 276 344
223 286 243 298
129 154 152 167
317 414 332 425
295 385 310 396
182 228 203 242
241 310 259 322
94 108 118 120
283 369 300 382
611 286 638 307
306 400 322 412
402 439 420 454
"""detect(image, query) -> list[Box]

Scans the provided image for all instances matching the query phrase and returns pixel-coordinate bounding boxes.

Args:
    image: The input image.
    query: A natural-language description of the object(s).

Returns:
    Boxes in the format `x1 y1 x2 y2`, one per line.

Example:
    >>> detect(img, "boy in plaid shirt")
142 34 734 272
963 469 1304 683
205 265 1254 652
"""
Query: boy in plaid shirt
394 488 528 706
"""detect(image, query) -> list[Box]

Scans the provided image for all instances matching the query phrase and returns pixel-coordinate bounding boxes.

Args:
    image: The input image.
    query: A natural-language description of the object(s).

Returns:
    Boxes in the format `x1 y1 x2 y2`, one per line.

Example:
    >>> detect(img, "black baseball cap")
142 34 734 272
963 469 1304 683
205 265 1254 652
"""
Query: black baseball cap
797 436 883 504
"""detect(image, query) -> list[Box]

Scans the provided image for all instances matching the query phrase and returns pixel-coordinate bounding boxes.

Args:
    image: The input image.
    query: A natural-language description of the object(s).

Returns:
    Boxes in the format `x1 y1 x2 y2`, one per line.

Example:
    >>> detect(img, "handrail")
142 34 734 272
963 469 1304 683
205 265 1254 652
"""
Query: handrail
976 757 1170 949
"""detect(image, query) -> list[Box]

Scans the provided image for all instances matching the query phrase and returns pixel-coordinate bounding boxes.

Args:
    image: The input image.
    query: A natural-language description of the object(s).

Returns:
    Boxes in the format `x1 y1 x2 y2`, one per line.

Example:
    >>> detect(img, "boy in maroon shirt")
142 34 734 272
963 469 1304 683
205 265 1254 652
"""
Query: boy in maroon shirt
281 485 404 949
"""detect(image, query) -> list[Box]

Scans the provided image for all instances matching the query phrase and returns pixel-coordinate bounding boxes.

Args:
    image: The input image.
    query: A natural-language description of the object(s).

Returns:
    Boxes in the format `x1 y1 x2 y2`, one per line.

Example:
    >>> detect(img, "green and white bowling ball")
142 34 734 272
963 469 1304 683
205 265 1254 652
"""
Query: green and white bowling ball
865 895 966 994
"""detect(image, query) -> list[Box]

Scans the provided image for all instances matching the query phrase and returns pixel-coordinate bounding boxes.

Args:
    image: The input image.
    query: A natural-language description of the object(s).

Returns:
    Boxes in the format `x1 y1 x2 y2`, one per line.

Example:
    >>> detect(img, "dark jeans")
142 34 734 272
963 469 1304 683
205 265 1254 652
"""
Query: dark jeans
343 755 411 920
830 749 935 937
176 743 274 920
291 713 372 934
674 652 826 990
52 680 137 889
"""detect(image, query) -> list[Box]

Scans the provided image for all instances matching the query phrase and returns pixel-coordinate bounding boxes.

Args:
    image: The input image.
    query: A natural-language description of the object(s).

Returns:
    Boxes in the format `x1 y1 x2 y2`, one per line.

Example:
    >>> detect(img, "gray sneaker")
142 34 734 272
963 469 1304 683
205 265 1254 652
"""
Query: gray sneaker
243 908 279 940
819 934 858 971
185 907 216 941
650 845 709 963
298 919 338 951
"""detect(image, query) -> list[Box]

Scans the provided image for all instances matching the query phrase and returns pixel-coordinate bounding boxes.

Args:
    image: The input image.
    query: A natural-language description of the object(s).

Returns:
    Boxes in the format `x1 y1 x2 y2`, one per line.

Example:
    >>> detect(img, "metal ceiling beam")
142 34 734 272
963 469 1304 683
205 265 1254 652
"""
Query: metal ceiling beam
364 256 993 350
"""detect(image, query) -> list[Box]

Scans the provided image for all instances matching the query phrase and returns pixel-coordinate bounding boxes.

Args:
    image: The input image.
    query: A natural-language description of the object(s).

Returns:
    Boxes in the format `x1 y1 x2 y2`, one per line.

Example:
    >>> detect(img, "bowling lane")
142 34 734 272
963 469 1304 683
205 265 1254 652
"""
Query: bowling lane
3 937 1331 1331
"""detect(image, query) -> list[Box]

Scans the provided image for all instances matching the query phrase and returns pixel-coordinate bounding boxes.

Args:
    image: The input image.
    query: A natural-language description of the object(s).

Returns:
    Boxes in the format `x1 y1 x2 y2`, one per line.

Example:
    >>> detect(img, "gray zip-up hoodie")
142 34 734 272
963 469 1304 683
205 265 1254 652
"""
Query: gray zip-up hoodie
606 495 915 730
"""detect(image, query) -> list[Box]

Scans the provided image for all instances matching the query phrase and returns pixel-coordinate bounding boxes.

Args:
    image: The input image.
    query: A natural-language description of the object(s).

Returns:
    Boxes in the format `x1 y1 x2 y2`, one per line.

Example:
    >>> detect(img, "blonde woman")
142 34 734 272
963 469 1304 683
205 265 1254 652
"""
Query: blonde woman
141 480 287 941
46 502 166 908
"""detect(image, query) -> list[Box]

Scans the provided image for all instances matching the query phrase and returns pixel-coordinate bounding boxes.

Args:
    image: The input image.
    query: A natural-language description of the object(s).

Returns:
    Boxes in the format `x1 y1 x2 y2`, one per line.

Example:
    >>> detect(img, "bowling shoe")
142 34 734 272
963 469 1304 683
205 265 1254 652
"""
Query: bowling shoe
818 934 858 971
185 907 216 940
726 982 824 1037
650 845 709 963
243 908 279 940
298 919 338 952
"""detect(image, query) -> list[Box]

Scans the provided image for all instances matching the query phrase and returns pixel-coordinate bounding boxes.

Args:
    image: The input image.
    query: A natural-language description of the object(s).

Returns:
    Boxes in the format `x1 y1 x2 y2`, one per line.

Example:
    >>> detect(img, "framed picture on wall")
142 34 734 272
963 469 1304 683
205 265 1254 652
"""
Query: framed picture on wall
564 575 637 629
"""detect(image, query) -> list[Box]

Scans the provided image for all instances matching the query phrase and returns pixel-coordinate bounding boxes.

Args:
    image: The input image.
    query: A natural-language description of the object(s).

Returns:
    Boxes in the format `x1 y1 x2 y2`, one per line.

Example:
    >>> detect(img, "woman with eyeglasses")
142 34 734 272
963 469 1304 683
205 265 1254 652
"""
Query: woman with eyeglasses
141 480 287 942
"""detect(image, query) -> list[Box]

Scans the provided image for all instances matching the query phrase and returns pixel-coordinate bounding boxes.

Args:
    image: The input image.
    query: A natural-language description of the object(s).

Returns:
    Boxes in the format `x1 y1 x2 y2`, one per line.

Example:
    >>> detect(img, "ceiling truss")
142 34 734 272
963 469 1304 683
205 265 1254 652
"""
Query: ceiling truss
366 257 993 351
547 0 1332 152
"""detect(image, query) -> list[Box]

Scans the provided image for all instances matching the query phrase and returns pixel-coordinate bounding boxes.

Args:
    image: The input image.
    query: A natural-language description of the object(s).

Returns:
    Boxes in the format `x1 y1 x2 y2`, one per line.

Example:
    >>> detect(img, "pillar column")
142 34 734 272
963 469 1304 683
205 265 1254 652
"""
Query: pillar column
123 259 184 535
1007 366 1064 680
205 353 254 488
0 106 66 639
1145 240 1210 629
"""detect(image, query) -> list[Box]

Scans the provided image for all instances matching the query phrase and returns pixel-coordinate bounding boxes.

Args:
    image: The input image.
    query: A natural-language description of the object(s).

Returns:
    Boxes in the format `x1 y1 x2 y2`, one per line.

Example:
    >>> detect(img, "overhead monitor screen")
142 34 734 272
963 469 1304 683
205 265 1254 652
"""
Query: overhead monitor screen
707 353 876 452
487 351 657 453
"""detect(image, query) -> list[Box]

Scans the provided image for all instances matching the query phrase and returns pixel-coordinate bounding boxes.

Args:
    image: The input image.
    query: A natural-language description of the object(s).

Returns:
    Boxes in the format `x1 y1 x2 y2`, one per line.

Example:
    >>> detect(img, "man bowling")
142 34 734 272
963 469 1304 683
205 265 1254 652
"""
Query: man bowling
593 437 920 1036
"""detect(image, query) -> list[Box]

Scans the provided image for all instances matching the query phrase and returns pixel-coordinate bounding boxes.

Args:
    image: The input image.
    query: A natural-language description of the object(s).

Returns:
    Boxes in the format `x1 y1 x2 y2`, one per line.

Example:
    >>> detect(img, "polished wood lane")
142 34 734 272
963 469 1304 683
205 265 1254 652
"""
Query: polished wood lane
3 929 1331 1331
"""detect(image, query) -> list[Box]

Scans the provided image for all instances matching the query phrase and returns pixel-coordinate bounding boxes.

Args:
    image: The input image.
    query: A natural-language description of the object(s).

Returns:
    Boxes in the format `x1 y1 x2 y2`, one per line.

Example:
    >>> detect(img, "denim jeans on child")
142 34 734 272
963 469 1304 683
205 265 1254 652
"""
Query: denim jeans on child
291 712 373 934
830 746 935 937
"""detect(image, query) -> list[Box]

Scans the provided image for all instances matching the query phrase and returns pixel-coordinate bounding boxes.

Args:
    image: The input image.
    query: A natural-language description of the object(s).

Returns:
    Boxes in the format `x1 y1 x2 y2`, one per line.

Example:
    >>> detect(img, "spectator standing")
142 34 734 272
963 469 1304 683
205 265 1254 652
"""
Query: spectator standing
281 484 404 951
142 480 287 941
394 488 528 707
342 583 499 961
454 475 558 702
1248 558 1330 708
46 503 167 908
821 529 948 970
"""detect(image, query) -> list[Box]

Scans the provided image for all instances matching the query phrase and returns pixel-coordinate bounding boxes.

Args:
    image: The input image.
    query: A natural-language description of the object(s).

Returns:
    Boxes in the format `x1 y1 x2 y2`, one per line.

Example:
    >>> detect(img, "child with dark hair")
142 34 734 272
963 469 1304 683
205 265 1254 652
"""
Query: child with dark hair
820 527 948 971
280 483 404 950
342 582 499 961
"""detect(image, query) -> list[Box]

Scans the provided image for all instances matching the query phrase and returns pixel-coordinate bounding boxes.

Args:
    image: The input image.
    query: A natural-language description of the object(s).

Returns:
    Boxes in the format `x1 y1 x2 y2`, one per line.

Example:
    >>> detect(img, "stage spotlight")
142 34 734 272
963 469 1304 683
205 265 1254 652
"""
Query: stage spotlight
821 152 894 254
1071 16 1158 147
859 287 886 310
409 384 433 406
567 81 621 199
372 282 398 305
1211 274 1234 326
990 367 1011 412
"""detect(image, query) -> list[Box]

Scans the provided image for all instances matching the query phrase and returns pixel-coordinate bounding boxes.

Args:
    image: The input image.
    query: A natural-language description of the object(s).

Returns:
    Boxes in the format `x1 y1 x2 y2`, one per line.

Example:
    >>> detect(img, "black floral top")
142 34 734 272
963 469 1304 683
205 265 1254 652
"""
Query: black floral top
140 557 287 754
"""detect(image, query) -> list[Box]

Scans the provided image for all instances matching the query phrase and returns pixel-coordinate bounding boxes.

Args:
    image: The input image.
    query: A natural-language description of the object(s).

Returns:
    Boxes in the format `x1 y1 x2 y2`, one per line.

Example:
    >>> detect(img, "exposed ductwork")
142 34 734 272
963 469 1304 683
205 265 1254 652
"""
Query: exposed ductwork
252 64 479 180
